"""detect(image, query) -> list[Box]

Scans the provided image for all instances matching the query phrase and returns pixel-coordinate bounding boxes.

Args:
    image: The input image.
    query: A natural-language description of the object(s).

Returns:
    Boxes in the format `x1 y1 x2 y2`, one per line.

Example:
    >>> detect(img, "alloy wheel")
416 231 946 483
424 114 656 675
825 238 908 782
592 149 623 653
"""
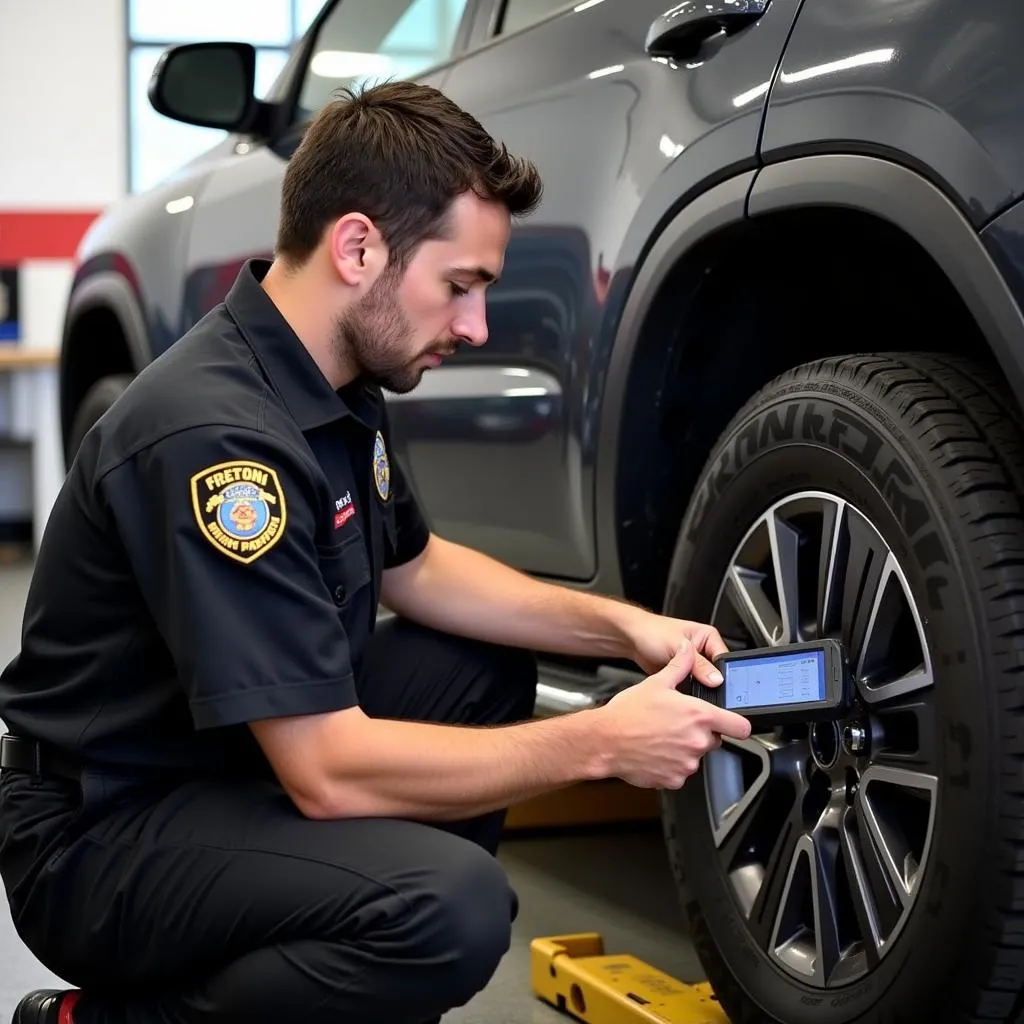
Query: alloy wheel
704 490 938 988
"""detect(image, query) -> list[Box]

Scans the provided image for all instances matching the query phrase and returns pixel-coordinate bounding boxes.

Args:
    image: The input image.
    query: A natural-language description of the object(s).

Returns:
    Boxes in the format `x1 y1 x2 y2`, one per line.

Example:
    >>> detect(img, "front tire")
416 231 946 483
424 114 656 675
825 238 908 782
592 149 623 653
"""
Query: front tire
661 354 1024 1023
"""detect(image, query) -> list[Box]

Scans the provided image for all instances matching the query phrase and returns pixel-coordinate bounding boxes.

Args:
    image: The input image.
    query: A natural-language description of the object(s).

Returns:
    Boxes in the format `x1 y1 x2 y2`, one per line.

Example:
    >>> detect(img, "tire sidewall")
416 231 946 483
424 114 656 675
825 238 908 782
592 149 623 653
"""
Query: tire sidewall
67 374 131 463
662 377 992 1022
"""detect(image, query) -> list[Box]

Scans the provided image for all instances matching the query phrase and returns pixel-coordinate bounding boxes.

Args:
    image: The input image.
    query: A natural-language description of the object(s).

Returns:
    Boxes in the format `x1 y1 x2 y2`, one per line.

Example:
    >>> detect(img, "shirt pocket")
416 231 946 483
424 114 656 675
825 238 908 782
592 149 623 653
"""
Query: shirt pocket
318 532 372 611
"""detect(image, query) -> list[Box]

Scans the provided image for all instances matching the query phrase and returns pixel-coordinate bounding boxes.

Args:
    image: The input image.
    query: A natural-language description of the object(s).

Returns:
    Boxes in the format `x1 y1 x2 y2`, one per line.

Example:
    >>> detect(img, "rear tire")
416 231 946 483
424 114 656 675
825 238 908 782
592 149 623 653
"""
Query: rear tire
661 354 1024 1022
66 373 132 465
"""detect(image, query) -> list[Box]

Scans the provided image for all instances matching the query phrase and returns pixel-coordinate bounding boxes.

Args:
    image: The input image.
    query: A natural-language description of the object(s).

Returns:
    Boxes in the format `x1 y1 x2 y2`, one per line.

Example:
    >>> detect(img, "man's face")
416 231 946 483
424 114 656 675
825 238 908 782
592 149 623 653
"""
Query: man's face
332 192 510 394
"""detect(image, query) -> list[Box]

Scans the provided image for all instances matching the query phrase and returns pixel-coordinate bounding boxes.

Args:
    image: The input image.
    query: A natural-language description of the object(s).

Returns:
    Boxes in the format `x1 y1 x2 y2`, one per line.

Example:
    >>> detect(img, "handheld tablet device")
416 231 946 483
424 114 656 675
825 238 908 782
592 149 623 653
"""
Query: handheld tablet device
684 639 851 728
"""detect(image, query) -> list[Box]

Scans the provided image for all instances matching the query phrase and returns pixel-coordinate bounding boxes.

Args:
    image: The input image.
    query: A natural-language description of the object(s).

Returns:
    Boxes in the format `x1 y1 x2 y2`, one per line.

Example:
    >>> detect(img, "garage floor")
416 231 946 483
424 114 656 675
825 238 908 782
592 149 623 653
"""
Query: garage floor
0 554 707 1023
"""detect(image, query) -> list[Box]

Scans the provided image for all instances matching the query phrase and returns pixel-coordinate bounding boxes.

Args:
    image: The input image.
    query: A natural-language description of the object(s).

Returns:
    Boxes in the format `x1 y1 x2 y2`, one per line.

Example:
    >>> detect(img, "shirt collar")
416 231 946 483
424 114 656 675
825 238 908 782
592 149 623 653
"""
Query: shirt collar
224 258 384 433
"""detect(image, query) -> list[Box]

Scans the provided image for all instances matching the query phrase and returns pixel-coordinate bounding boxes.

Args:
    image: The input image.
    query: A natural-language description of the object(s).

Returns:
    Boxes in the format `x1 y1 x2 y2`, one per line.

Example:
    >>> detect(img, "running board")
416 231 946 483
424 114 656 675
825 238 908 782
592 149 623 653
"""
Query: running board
535 662 642 717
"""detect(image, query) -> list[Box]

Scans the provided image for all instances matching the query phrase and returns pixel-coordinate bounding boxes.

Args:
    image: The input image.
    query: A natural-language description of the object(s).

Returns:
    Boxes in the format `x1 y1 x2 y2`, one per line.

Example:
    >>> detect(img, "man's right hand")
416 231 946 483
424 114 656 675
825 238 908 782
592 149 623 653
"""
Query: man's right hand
595 643 752 790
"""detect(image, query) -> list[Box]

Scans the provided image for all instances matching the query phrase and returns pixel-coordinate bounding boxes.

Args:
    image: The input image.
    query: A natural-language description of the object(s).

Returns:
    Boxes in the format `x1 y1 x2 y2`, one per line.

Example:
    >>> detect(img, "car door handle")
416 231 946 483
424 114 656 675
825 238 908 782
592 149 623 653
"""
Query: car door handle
646 0 770 59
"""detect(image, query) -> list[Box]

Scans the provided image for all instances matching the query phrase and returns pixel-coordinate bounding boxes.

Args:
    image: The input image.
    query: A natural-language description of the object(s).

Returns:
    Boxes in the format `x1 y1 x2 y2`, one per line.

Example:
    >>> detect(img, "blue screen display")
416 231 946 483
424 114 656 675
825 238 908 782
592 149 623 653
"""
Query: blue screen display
723 650 826 710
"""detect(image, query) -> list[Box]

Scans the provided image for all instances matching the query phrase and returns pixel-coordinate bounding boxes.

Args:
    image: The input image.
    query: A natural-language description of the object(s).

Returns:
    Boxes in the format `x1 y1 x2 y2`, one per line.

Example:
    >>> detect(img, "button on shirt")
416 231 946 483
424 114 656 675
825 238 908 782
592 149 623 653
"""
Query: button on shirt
0 259 430 776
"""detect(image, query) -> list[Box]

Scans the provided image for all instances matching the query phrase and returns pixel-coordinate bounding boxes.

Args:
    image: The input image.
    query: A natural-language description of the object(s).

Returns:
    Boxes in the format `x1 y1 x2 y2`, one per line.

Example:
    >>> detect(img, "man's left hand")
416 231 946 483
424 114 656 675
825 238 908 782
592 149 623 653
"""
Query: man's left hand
624 610 730 686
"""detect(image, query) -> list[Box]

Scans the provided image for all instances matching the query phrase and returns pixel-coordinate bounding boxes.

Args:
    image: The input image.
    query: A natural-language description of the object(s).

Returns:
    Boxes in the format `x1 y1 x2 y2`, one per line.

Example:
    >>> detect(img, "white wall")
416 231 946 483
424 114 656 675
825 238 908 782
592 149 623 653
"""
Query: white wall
0 0 127 545
0 0 127 208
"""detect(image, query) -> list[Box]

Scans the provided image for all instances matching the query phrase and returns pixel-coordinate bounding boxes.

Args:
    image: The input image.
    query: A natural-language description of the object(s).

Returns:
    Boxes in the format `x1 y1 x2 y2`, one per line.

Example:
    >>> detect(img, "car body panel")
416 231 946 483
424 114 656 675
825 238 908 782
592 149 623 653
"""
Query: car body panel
59 0 1024 600
982 195 1024 309
388 0 804 580
760 0 1024 224
74 145 235 358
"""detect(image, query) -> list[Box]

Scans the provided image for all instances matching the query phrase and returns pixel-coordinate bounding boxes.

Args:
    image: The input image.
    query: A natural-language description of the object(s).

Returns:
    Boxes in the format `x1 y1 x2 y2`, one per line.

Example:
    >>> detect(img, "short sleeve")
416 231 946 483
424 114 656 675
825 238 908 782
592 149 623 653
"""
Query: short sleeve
383 451 430 568
100 424 359 730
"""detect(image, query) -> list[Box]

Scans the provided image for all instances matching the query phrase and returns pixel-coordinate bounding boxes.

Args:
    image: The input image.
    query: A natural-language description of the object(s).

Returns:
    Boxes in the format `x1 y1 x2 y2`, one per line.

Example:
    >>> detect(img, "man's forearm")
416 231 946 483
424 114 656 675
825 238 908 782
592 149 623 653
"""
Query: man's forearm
381 535 645 660
320 708 612 821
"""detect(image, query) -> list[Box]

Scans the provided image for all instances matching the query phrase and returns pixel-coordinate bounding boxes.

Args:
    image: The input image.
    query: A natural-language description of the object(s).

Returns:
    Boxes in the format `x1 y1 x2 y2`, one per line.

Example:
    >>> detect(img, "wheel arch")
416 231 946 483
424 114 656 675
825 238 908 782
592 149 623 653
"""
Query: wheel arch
747 154 1024 403
596 154 1024 609
60 270 149 464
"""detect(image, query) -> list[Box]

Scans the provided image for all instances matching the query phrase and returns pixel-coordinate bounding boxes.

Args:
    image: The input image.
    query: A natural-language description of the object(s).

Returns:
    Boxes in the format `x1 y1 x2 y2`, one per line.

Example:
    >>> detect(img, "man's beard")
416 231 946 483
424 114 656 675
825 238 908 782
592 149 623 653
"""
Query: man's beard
331 264 448 395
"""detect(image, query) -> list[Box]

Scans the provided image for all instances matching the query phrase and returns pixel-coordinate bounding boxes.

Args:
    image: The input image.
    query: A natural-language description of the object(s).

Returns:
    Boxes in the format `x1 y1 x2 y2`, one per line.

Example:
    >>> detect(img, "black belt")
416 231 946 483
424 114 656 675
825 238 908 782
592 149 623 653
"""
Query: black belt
0 733 83 781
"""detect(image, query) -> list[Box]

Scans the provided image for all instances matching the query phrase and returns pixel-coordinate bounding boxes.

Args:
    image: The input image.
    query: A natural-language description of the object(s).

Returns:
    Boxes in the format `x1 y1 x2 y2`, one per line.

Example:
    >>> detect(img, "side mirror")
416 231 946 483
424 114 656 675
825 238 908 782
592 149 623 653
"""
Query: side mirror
148 42 259 132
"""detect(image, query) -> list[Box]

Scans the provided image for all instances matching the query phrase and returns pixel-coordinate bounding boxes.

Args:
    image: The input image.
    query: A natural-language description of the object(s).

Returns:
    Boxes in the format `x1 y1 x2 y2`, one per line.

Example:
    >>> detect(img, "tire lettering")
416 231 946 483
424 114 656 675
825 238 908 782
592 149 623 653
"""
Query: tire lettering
760 405 798 447
735 419 761 465
873 456 929 536
685 398 951 611
801 402 826 443
829 409 884 470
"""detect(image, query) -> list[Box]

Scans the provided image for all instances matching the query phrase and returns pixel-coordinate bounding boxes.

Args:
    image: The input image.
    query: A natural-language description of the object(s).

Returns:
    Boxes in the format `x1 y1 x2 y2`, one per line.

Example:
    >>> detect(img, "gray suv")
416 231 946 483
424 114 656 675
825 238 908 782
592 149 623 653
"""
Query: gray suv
58 1 1024 1021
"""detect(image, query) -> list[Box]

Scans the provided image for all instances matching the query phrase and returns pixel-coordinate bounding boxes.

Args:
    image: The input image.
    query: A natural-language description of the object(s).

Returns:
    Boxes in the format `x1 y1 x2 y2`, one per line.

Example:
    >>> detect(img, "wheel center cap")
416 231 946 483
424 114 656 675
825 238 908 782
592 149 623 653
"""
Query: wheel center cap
809 720 842 771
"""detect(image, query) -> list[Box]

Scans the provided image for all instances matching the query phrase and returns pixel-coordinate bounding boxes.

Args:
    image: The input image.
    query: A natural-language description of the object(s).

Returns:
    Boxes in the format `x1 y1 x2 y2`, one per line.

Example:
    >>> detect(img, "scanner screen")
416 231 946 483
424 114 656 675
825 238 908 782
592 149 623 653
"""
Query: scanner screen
723 650 826 710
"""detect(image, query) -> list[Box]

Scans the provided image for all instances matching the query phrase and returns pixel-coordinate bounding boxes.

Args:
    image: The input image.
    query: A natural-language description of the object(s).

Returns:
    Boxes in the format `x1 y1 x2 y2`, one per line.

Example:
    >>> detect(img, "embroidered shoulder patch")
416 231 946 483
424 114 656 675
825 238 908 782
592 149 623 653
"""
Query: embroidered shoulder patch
190 460 286 564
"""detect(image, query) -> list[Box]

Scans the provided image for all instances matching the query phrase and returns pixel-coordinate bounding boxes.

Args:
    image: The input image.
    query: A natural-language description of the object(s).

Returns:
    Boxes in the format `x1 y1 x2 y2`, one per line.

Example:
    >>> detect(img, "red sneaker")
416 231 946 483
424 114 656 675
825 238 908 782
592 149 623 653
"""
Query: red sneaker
11 990 81 1024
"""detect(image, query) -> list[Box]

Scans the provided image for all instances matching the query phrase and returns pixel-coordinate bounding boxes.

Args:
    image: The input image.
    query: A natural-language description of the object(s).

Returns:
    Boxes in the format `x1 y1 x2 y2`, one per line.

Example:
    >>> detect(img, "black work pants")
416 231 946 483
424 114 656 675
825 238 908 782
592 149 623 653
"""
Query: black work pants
0 618 539 1023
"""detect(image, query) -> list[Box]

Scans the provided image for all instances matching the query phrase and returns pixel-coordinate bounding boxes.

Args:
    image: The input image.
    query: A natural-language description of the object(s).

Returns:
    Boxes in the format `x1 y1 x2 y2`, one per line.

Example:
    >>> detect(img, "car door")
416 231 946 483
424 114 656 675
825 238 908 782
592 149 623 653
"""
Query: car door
181 0 478 325
390 0 804 582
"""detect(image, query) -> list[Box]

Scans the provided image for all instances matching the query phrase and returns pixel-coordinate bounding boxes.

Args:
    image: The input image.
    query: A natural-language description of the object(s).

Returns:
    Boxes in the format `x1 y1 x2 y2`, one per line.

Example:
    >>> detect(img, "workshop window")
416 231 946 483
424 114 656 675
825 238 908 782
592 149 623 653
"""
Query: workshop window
498 0 569 37
295 0 471 123
127 0 309 193
127 0 471 194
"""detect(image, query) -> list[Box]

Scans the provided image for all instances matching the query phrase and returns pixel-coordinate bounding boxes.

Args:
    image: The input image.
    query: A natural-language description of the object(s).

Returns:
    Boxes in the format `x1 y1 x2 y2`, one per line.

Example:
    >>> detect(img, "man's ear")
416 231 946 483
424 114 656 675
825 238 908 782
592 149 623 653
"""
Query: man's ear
328 214 388 287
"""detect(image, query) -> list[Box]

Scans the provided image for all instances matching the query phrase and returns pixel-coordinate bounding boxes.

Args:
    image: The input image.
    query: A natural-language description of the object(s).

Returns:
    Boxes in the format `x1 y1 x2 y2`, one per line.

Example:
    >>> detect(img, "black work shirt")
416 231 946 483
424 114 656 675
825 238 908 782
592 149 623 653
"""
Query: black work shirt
0 259 430 776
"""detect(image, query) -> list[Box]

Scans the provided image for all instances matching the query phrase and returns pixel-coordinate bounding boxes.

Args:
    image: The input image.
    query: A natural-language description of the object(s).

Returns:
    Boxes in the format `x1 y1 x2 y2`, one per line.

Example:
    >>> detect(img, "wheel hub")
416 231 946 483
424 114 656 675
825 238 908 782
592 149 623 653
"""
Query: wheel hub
843 722 868 757
807 707 873 810
808 720 842 771
699 491 939 990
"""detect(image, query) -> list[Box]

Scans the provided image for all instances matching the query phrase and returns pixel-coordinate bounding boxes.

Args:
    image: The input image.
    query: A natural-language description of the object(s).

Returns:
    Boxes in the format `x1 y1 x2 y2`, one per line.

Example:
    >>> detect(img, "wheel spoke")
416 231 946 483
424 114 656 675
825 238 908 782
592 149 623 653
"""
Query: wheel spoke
818 498 848 638
837 510 890 660
724 567 780 648
871 699 940 777
855 552 934 704
707 737 774 851
745 802 804 954
705 736 802 919
838 806 885 971
768 512 801 645
760 803 846 987
856 765 937 910
798 796 845 984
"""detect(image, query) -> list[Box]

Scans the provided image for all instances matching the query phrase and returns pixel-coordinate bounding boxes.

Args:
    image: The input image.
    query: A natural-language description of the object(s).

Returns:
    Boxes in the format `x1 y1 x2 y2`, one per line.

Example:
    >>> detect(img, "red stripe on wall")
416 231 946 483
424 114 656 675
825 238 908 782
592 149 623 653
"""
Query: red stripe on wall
0 211 102 263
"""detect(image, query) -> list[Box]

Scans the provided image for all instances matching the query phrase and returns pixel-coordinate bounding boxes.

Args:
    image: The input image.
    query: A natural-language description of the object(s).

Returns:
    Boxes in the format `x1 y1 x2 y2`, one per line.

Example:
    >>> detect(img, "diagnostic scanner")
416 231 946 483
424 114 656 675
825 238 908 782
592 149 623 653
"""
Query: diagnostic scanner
684 638 851 729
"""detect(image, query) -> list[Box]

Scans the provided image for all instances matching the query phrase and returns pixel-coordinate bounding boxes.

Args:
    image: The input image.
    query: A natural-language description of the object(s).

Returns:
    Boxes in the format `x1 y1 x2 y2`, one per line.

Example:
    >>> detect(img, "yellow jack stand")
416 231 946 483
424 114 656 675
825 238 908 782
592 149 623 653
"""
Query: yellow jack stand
530 933 730 1023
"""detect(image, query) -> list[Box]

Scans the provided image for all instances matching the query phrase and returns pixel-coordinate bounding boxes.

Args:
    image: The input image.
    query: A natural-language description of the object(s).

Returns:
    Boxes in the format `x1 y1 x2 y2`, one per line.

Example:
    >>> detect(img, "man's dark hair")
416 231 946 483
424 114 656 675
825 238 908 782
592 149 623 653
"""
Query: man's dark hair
275 80 543 269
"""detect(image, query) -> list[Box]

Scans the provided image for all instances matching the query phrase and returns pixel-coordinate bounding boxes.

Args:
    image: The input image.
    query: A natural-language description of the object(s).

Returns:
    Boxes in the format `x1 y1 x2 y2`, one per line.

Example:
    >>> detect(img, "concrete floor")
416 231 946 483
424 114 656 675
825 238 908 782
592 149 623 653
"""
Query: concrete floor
0 554 706 1022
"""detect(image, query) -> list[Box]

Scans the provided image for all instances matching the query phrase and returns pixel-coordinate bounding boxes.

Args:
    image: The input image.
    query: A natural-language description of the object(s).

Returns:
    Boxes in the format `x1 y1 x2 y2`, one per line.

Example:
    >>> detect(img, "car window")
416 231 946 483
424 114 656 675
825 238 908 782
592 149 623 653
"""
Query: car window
295 0 472 121
498 0 567 36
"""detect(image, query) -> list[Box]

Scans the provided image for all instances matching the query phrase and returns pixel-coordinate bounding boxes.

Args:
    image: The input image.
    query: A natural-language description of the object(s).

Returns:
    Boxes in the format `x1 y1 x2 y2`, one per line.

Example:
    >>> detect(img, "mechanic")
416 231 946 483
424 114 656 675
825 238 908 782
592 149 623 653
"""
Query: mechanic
0 81 751 1024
